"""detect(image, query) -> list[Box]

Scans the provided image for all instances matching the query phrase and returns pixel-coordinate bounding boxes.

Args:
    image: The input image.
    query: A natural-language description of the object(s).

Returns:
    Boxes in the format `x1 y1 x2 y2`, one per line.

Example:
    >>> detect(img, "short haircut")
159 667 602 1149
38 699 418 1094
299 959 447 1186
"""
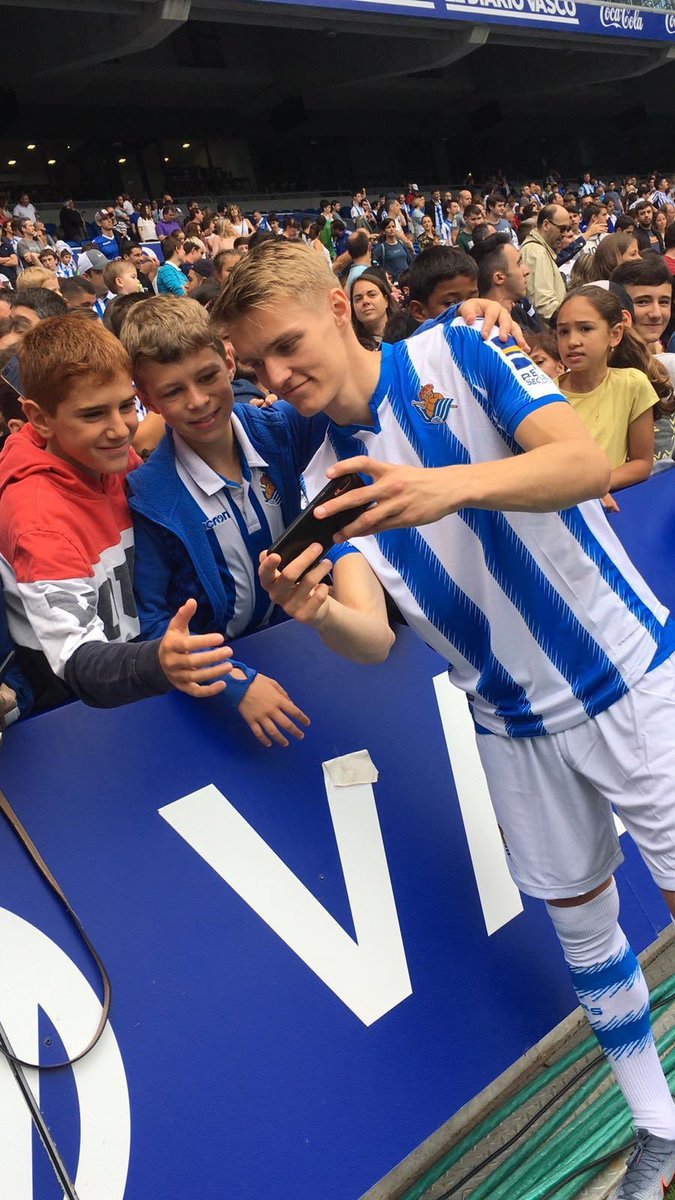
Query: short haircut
233 236 249 250
485 192 505 211
537 205 559 228
19 313 132 413
162 234 182 260
611 256 672 290
119 295 225 381
103 258 137 293
59 276 96 301
17 267 54 291
614 214 636 232
347 230 369 258
464 205 483 220
213 248 239 274
474 233 511 295
38 247 57 261
0 314 32 340
17 217 32 234
183 236 206 255
526 329 561 364
103 293 147 338
212 239 335 328
11 287 67 318
162 205 175 217
190 279 221 307
408 247 478 304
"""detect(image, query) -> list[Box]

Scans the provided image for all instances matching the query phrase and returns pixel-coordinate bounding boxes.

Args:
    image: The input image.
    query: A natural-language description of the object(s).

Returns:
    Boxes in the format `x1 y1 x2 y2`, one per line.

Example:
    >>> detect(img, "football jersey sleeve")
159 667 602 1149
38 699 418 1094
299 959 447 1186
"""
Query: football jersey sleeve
477 333 567 441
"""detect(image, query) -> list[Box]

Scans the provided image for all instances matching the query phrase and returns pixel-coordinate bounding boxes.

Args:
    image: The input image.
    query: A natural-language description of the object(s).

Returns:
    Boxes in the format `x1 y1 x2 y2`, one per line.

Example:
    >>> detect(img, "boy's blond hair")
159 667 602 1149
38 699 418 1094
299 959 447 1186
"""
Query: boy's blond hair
103 257 136 294
211 239 336 329
17 266 55 291
119 294 225 379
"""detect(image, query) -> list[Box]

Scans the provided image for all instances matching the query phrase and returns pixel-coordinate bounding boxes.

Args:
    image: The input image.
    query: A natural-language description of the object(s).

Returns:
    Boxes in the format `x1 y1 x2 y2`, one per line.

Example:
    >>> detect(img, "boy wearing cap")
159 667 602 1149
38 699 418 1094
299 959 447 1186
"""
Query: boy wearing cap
77 248 109 317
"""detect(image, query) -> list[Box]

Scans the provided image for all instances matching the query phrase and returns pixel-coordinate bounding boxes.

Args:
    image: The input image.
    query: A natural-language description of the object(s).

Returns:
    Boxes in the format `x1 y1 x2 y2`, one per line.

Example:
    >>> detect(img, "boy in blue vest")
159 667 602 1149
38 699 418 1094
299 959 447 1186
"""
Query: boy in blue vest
122 295 392 748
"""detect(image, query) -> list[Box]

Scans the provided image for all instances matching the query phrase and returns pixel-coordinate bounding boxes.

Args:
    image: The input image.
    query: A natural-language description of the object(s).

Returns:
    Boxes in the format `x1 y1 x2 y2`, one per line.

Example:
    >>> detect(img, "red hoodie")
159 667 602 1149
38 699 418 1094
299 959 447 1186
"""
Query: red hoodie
0 424 141 683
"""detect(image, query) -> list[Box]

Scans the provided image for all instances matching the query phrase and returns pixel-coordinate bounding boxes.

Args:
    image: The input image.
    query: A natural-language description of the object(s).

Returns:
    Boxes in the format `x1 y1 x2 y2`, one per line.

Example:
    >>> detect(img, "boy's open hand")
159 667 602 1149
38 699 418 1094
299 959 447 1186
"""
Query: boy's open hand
458 298 528 350
238 672 310 748
159 599 233 698
259 548 333 625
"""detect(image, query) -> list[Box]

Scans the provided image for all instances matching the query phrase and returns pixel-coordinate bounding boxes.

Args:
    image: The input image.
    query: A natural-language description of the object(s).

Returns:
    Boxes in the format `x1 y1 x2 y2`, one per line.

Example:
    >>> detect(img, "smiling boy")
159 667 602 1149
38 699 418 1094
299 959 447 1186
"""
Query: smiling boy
0 313 233 711
122 296 391 747
219 239 675 1199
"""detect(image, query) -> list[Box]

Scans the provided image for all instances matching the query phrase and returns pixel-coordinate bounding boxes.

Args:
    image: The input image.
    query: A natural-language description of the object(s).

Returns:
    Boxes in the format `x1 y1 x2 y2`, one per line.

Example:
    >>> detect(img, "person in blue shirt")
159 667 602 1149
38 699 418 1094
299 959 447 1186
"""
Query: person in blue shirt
122 295 389 748
156 235 187 296
92 210 120 261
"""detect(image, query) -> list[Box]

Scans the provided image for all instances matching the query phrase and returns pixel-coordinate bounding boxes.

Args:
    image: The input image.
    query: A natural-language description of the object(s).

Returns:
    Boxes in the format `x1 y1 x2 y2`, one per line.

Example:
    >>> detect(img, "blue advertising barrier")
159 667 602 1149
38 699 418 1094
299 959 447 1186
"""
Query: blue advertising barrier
0 477 673 1199
253 0 675 42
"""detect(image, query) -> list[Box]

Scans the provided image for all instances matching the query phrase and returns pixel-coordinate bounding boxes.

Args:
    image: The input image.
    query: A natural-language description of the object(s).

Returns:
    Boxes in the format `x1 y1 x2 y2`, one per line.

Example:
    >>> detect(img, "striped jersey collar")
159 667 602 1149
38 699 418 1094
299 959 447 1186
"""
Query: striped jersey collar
172 411 268 496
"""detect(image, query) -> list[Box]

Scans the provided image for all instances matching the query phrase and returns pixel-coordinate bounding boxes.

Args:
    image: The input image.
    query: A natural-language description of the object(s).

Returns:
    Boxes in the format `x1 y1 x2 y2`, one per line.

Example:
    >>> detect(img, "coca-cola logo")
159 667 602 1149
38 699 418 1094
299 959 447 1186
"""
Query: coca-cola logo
666 11 675 32
600 4 643 28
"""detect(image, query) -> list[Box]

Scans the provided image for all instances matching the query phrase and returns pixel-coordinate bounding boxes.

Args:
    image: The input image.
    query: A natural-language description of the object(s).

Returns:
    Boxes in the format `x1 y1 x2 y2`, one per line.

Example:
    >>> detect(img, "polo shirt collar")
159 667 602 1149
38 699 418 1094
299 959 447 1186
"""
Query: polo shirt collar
172 412 268 497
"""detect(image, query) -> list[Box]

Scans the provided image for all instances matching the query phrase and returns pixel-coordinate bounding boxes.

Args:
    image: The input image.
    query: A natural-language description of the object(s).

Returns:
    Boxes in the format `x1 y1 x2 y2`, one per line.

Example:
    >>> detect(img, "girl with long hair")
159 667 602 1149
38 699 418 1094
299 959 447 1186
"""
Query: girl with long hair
587 231 640 281
556 285 674 506
351 269 402 349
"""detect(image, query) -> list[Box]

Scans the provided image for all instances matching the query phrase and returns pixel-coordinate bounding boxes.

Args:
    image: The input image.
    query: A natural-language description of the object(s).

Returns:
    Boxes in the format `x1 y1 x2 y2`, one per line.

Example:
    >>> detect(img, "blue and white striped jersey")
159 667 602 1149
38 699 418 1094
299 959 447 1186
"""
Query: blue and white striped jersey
173 415 287 639
302 310 675 738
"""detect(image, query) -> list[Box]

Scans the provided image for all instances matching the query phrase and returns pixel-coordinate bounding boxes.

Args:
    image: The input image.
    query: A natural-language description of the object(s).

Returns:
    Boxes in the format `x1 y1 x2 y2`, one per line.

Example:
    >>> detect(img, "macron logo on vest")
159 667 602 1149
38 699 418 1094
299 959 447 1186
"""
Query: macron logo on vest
203 511 231 532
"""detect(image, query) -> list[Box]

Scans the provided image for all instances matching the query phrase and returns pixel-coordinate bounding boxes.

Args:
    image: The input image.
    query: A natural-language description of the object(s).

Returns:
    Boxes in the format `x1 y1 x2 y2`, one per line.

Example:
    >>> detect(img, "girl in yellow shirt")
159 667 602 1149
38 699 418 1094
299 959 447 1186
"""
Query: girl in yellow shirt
557 286 673 509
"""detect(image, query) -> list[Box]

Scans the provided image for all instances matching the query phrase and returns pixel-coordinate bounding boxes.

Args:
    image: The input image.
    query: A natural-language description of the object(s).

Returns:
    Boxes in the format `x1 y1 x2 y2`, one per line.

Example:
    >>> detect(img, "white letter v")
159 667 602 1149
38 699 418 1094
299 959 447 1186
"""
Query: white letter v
158 769 412 1026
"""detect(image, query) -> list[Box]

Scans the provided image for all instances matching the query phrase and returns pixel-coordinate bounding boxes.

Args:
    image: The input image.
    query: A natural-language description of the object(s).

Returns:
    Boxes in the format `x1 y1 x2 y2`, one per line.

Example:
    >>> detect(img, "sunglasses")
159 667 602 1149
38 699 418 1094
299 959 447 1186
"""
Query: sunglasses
550 222 571 233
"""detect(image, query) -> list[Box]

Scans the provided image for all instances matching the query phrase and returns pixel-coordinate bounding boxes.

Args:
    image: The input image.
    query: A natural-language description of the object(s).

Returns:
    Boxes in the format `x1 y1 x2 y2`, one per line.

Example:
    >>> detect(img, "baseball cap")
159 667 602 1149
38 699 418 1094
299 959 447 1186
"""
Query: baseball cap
78 249 107 273
190 258 215 279
411 183 419 192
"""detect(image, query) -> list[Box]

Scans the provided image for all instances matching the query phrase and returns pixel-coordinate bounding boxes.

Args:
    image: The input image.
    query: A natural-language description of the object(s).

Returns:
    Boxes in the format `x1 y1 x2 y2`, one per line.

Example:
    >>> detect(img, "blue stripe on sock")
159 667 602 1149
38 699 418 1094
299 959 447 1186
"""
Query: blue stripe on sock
570 944 642 1001
588 1003 653 1062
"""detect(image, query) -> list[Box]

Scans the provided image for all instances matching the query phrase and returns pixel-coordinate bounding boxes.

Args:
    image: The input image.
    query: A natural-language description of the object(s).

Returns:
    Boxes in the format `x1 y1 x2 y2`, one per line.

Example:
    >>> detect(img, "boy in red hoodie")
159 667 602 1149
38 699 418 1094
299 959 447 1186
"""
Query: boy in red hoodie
0 312 233 710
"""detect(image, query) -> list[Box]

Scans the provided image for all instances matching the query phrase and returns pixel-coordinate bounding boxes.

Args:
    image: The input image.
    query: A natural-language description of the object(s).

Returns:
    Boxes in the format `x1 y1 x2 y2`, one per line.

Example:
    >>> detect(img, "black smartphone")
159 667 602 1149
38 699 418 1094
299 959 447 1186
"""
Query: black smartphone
0 354 22 398
268 473 370 571
0 651 14 685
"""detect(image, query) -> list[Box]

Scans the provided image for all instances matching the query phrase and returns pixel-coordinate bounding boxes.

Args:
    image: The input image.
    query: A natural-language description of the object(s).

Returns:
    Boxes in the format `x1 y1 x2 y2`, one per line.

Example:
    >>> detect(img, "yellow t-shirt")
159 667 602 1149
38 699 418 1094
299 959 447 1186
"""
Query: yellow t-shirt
559 367 659 469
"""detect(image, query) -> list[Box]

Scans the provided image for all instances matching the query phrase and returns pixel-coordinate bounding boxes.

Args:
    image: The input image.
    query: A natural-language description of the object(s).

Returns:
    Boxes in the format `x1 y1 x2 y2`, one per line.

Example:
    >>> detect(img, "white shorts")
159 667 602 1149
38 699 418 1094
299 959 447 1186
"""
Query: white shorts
476 654 675 900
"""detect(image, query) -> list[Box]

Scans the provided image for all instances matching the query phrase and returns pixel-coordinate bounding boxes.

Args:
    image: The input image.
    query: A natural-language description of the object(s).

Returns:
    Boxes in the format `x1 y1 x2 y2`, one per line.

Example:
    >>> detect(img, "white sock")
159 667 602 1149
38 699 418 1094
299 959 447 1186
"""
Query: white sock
547 881 675 1139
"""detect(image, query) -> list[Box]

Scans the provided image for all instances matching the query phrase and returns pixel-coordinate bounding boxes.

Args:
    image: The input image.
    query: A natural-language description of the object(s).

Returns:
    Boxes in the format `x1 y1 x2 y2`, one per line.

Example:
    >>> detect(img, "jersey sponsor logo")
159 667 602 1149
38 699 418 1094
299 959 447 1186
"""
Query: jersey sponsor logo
413 383 457 424
259 472 281 505
501 344 552 390
203 510 231 531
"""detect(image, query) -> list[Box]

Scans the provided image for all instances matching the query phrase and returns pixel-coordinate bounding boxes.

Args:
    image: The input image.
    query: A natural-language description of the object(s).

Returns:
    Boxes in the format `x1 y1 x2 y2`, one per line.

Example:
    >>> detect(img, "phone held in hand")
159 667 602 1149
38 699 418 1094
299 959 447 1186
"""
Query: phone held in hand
267 473 370 571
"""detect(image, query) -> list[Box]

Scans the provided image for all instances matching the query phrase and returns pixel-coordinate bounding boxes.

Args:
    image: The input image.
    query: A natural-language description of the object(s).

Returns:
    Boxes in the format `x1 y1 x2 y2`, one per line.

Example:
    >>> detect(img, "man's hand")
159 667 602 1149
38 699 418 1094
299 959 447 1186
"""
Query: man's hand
0 683 17 718
319 457 463 538
249 392 278 409
259 547 333 624
158 598 233 698
458 299 528 350
238 672 310 748
601 492 620 512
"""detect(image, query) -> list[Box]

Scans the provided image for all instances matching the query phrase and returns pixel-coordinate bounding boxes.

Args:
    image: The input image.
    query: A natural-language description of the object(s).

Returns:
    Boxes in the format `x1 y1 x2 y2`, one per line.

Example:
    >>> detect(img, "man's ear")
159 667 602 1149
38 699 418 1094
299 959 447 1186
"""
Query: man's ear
409 299 428 324
329 286 352 327
7 418 25 435
134 384 158 415
21 397 52 438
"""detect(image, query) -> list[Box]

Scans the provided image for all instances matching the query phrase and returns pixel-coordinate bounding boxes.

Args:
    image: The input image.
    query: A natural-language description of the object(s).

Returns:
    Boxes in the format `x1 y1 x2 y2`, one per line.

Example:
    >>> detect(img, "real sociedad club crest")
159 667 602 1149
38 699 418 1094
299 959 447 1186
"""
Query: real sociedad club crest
260 471 281 504
414 384 457 424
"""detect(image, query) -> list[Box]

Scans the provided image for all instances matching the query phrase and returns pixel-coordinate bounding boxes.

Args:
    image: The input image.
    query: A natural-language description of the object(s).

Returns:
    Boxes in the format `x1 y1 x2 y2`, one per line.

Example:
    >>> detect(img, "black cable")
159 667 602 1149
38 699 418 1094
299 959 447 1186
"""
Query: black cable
0 1019 80 1199
428 984 675 1200
535 1141 635 1200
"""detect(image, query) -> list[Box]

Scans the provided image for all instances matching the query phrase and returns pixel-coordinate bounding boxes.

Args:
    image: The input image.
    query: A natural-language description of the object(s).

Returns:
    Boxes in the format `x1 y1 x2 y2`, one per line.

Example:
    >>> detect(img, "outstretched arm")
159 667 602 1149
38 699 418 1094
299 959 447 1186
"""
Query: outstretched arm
314 403 611 539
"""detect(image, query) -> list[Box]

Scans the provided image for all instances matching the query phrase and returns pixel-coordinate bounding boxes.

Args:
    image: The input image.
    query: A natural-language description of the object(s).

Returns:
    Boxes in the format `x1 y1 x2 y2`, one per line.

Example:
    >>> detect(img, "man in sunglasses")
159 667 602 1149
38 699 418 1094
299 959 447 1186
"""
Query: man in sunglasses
91 209 121 262
520 203 570 321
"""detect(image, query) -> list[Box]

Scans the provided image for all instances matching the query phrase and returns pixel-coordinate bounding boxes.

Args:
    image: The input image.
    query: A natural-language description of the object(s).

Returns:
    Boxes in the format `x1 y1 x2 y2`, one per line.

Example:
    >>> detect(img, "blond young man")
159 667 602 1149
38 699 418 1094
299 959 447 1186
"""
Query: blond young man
216 239 675 1200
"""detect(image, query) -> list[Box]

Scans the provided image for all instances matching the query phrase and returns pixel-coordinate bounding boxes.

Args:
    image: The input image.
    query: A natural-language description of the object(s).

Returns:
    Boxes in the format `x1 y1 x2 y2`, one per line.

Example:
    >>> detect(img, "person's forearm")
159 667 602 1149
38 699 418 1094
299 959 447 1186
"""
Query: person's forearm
609 458 652 492
310 596 394 664
64 638 172 707
449 438 611 512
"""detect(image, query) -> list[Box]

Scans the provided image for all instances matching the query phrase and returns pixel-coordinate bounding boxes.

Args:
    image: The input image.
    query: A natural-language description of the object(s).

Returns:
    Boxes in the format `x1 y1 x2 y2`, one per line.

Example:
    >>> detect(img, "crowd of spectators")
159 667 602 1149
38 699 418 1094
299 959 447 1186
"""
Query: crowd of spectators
0 166 673 733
